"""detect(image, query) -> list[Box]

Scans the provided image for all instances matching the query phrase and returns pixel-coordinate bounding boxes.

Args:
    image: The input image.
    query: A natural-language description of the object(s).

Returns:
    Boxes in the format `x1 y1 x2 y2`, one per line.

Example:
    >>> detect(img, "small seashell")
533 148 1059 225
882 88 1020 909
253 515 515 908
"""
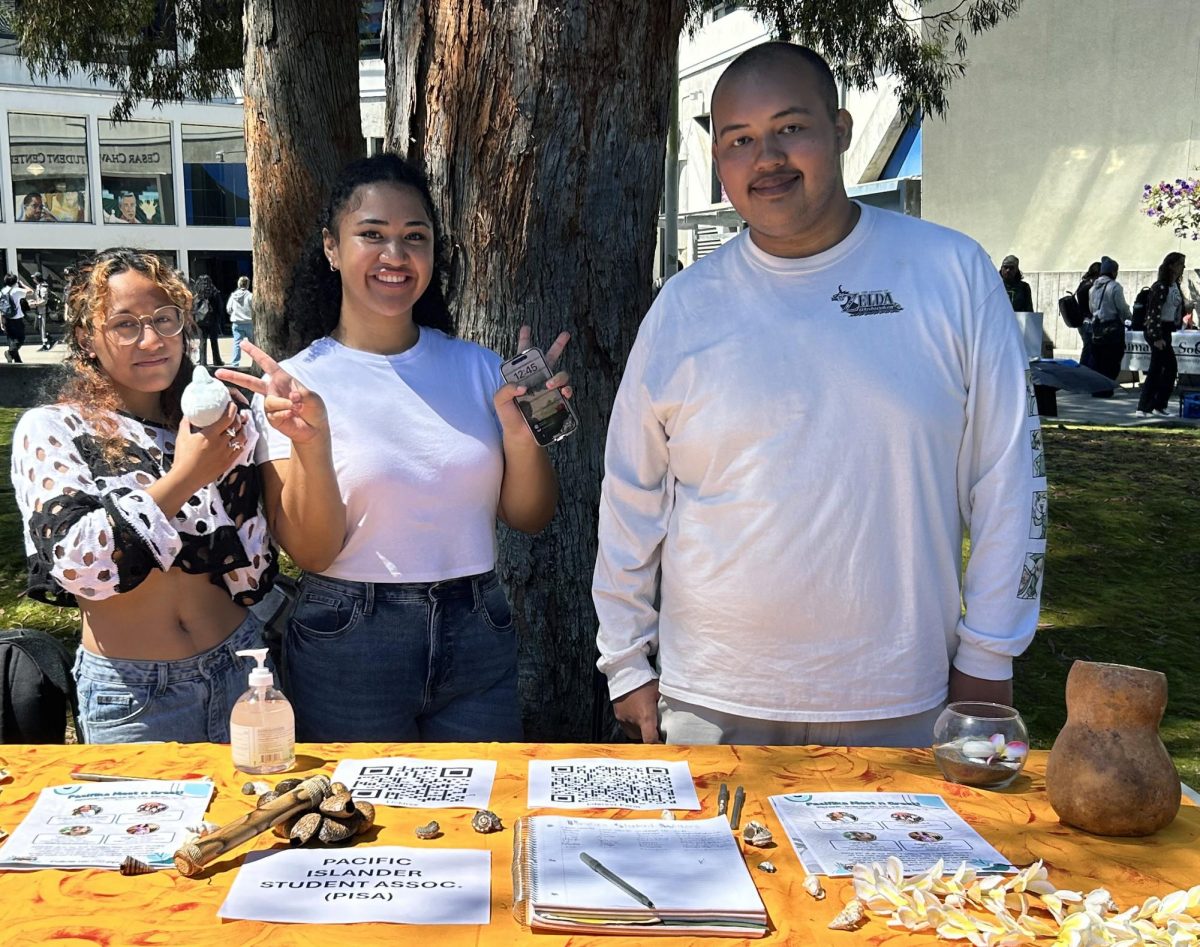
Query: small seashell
119 856 153 876
256 791 279 808
353 801 376 835
330 782 350 795
289 811 322 845
803 872 826 900
274 778 302 794
318 815 359 844
959 740 996 759
757 860 777 873
471 810 503 834
828 899 866 931
318 792 356 817
414 820 441 840
184 821 218 838
661 810 676 820
242 780 271 795
742 820 773 847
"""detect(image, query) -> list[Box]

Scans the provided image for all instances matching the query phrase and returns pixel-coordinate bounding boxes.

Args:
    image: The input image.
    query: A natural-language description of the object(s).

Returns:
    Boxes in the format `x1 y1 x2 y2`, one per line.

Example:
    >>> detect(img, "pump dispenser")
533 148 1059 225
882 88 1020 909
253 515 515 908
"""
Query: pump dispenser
230 649 295 774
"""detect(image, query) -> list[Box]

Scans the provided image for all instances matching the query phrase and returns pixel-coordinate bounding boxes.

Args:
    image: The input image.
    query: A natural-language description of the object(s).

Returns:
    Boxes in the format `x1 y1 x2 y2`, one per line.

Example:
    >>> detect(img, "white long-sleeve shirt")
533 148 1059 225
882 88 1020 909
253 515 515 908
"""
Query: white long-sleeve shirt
593 204 1046 722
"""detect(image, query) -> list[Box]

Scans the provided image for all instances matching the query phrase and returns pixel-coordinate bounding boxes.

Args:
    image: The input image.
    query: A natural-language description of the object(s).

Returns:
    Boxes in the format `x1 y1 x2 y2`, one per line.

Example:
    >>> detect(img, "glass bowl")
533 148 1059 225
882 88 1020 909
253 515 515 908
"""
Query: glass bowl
932 702 1028 790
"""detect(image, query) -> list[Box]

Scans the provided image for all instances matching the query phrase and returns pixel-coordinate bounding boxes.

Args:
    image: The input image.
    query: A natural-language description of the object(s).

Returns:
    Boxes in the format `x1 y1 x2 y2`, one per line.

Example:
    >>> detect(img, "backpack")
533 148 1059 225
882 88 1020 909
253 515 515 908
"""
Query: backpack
0 628 77 743
1131 287 1151 331
0 289 15 322
1057 292 1085 328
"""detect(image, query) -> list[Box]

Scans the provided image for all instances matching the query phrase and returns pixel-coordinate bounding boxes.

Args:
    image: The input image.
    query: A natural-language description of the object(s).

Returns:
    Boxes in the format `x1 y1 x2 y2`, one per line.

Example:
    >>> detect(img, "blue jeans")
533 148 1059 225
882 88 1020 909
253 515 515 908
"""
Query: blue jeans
285 571 522 742
231 322 254 365
73 612 268 744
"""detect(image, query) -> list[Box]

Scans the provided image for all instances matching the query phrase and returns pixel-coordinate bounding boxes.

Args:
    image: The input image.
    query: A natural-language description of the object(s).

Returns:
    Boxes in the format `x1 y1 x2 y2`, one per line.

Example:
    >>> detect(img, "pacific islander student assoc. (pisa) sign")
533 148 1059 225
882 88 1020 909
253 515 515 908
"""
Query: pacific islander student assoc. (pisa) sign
217 846 492 925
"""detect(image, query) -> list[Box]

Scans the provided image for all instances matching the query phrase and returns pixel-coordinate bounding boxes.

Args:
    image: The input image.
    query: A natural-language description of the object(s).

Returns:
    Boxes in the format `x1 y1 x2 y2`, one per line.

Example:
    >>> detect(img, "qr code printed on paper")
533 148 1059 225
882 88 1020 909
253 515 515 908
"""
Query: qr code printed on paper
349 765 476 805
548 764 679 807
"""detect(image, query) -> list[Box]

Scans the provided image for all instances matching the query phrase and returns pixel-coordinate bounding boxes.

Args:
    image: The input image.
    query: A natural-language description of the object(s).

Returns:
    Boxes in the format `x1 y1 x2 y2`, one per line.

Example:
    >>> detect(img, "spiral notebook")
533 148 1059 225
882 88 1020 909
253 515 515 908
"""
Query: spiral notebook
511 816 768 937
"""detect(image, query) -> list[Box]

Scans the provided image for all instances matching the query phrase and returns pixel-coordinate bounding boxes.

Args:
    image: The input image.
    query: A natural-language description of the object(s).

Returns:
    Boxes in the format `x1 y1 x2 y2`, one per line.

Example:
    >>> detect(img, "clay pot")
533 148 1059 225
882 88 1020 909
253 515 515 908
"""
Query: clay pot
1046 661 1180 837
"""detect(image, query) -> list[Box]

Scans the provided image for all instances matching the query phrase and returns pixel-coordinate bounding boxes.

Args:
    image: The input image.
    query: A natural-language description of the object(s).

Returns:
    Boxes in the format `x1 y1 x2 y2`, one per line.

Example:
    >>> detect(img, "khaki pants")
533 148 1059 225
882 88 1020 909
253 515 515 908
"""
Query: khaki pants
659 694 944 748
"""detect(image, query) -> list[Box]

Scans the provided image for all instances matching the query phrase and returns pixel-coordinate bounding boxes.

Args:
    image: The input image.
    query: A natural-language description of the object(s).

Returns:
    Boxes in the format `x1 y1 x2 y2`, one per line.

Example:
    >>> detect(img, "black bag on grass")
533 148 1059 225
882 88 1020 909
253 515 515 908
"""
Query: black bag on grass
0 628 76 743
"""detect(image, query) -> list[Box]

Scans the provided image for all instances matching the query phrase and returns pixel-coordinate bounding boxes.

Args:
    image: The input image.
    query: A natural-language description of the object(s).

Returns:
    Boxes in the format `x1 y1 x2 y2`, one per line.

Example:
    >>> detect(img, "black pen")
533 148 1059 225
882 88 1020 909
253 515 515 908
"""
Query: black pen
70 772 158 782
717 783 729 816
730 785 746 830
579 851 656 910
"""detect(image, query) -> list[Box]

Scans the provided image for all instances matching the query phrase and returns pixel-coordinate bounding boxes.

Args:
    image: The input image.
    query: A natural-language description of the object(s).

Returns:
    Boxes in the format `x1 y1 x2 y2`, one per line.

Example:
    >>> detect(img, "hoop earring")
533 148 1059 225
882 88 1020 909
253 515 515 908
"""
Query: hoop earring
328 259 338 272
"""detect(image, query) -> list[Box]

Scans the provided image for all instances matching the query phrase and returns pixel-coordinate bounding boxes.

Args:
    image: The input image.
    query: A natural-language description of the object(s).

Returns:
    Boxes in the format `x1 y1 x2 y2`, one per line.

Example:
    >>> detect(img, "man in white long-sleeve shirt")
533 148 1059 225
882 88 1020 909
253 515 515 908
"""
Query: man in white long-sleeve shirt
592 42 1046 746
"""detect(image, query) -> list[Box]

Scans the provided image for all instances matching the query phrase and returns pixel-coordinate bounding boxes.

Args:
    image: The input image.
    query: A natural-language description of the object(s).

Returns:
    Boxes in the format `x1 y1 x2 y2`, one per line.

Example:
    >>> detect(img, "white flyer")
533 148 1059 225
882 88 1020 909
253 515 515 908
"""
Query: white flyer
769 792 1015 877
527 759 700 810
0 779 214 870
330 757 496 809
217 847 491 925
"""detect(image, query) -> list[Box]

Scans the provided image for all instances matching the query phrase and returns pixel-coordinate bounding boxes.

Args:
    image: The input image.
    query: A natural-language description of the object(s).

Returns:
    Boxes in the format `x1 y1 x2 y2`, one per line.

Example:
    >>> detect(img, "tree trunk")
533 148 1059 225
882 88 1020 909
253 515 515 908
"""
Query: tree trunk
383 0 688 741
243 0 364 360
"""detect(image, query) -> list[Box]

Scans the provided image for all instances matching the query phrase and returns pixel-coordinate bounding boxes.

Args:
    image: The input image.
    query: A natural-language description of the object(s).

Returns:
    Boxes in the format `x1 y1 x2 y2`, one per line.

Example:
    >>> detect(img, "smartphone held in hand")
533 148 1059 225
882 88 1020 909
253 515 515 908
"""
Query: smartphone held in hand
500 346 579 446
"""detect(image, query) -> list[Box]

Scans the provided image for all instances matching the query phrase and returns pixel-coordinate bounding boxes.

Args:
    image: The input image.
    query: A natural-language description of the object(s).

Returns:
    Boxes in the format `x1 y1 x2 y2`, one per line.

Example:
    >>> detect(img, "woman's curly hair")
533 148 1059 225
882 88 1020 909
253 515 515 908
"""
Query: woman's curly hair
58 248 196 457
282 154 454 354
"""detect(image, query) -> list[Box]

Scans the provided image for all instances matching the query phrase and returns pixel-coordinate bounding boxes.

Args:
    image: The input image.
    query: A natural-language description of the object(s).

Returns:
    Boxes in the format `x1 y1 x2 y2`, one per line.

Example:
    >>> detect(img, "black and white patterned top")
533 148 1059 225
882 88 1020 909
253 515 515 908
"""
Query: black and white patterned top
11 404 277 608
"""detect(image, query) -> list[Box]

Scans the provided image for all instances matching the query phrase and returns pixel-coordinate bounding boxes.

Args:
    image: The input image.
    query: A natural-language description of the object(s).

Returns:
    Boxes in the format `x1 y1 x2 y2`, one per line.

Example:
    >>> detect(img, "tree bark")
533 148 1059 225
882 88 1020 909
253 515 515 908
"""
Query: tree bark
243 0 364 360
383 0 688 740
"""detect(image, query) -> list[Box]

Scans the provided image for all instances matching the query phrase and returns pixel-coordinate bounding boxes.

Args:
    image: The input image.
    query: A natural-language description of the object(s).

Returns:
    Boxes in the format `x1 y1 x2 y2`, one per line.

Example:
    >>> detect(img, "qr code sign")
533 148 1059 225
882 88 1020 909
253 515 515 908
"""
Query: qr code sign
548 764 679 808
350 765 476 805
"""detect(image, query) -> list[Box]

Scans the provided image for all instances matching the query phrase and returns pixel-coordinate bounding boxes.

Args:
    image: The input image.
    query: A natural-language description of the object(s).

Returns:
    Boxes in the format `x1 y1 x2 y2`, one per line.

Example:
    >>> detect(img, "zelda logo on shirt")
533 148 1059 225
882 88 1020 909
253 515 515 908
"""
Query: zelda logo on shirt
831 285 904 316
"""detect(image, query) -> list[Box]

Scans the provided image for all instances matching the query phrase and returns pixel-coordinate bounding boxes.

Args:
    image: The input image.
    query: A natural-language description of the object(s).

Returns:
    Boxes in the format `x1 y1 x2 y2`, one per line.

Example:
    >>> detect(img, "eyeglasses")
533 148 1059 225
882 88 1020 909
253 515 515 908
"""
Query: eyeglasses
101 306 185 345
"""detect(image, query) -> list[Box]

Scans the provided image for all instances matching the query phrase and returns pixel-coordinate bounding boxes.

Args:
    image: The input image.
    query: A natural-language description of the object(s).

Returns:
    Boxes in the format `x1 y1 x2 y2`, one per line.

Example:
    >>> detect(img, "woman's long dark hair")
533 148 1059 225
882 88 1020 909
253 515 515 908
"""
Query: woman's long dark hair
1157 251 1186 286
283 154 453 353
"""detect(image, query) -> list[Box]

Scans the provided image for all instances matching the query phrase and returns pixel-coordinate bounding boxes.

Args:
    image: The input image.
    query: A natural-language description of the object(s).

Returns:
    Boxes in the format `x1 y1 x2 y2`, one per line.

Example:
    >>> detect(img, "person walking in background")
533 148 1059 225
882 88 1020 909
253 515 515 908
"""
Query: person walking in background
1137 252 1192 418
1 273 29 363
1088 256 1130 396
191 274 224 367
999 255 1033 311
1075 261 1101 368
32 273 53 350
226 276 254 367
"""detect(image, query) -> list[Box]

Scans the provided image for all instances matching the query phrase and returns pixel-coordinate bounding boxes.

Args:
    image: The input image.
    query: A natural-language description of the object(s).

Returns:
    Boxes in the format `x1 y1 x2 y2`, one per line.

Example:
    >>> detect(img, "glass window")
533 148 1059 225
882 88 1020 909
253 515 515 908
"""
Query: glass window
99 119 175 225
182 124 249 226
9 113 91 223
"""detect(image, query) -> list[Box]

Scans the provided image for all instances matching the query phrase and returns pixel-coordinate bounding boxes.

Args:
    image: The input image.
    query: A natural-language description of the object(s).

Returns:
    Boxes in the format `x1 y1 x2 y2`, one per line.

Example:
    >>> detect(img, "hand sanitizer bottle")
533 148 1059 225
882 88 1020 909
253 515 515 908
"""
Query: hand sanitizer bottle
230 649 295 775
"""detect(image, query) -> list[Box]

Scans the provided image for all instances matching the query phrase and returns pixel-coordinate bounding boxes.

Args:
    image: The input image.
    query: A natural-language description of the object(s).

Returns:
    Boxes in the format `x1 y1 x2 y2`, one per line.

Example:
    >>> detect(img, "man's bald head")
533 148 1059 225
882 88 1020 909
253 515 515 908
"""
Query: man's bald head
712 42 839 122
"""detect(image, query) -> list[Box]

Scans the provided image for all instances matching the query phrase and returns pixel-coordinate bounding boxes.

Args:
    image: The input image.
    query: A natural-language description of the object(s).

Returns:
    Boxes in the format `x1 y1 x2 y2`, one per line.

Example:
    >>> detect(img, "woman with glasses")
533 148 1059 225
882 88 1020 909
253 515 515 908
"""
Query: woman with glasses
9 247 282 743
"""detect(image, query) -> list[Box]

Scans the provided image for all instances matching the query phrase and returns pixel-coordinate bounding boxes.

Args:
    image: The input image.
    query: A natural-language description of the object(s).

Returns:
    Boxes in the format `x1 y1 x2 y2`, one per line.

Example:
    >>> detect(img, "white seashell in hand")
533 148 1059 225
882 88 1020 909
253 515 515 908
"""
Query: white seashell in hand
180 366 231 428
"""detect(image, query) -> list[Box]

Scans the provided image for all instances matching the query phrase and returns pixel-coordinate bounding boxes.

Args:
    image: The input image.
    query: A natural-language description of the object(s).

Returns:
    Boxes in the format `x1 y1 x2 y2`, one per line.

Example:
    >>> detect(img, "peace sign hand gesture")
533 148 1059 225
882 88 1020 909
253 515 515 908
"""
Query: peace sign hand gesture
215 340 328 445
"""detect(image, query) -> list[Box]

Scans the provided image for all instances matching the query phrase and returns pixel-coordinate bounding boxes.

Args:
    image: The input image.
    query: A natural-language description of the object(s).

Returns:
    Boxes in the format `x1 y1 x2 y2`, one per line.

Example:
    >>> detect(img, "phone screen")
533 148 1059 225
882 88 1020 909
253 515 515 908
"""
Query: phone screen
503 350 577 444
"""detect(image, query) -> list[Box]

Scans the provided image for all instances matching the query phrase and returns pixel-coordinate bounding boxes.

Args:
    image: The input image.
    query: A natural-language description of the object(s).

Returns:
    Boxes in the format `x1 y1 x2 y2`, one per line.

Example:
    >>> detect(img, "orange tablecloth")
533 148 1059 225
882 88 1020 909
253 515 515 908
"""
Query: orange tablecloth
0 742 1196 946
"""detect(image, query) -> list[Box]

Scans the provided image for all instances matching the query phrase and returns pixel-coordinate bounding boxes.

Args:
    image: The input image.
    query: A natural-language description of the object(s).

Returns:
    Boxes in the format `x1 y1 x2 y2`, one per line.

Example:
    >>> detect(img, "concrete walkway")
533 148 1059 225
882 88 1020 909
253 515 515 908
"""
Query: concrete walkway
1048 383 1200 428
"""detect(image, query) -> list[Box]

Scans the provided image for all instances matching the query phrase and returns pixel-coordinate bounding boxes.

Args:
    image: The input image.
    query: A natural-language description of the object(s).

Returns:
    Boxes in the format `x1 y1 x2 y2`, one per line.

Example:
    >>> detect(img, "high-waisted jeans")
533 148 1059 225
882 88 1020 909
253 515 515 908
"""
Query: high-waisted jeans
74 611 268 744
284 571 522 743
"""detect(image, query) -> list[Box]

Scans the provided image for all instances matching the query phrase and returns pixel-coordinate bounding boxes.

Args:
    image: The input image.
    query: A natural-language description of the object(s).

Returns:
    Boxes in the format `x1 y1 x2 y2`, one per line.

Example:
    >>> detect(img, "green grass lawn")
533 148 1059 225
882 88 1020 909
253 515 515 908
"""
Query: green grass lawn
2 406 1198 784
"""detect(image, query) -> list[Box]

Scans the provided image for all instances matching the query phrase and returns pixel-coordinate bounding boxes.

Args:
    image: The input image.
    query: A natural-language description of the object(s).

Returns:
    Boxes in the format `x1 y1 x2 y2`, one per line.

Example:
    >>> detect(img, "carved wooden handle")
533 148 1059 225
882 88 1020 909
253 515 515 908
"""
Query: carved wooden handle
173 774 332 877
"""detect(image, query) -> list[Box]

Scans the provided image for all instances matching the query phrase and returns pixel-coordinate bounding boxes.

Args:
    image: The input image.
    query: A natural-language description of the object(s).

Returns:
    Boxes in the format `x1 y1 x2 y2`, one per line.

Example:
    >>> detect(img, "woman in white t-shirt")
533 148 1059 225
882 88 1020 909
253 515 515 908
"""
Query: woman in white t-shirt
225 155 570 742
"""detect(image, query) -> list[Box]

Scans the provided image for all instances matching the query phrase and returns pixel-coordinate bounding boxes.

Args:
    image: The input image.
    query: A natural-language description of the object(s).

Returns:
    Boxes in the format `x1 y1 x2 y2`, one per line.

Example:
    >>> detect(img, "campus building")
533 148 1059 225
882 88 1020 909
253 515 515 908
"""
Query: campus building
0 1 388 301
